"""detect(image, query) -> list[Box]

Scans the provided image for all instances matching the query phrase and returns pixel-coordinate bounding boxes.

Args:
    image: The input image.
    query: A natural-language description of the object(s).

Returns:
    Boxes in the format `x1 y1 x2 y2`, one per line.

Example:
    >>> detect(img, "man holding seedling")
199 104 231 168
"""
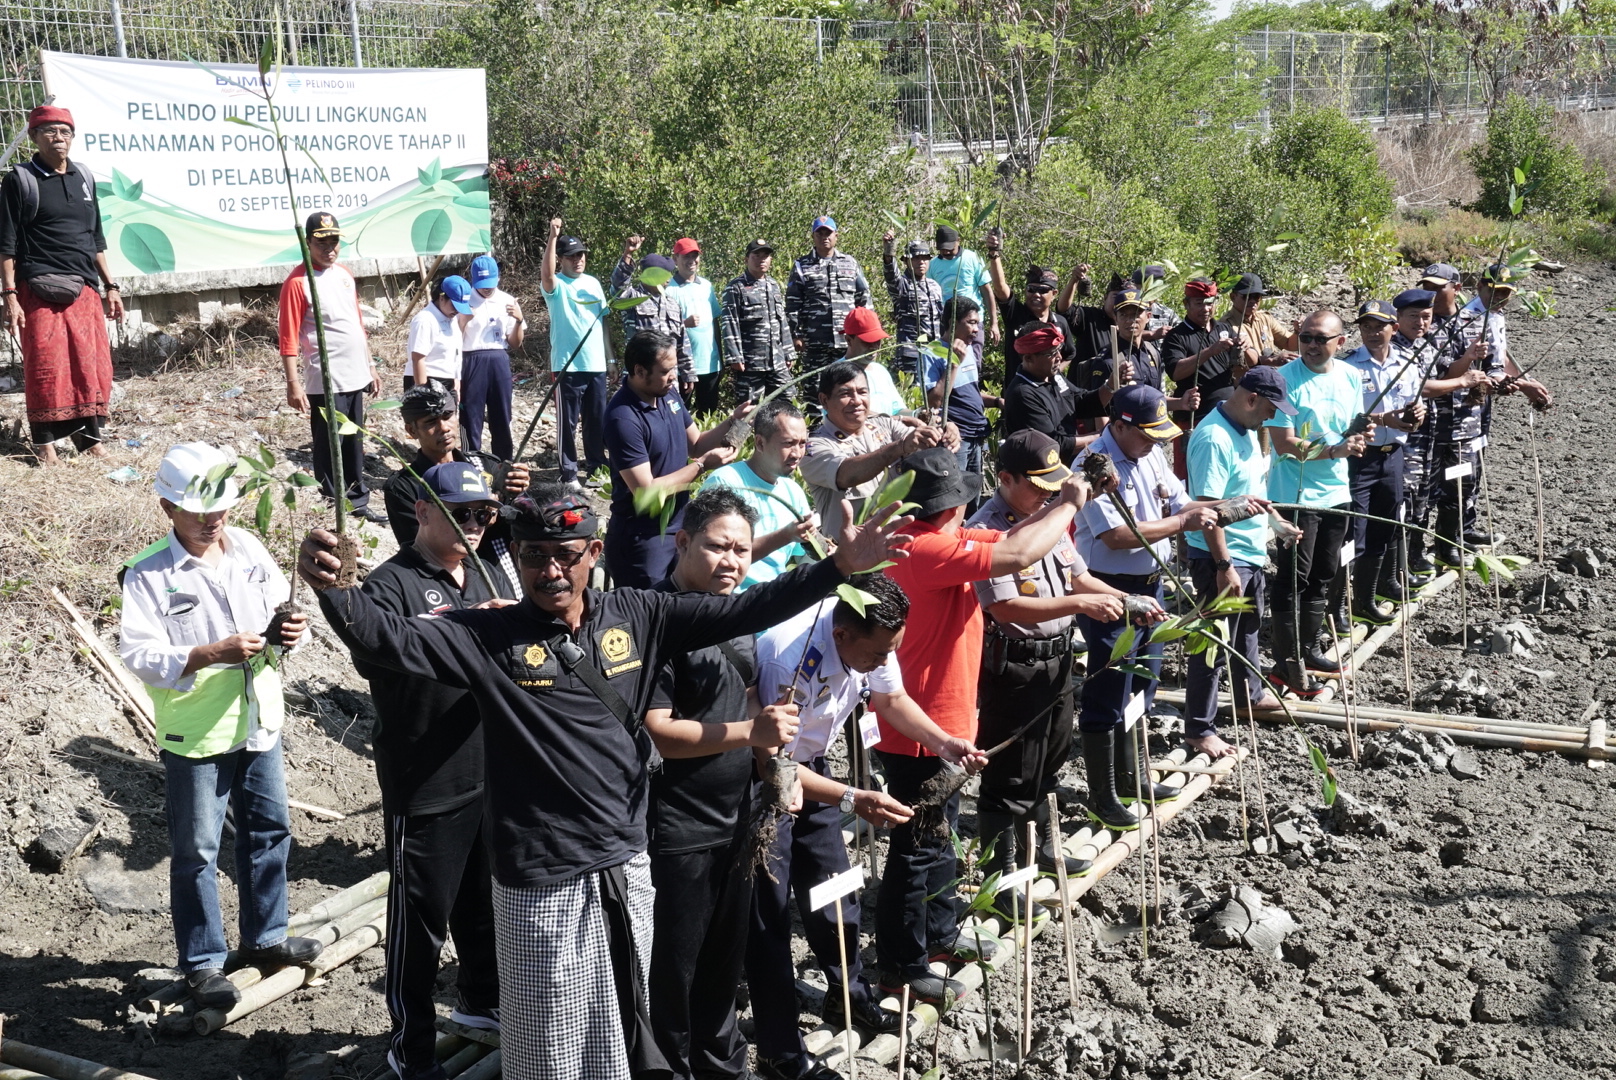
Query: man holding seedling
1002 323 1126 463
881 232 945 381
990 265 1078 385
928 224 997 360
277 211 386 524
120 442 320 1013
721 239 796 403
1095 287 1198 414
540 217 611 492
785 215 872 366
1162 277 1251 423
1225 273 1297 360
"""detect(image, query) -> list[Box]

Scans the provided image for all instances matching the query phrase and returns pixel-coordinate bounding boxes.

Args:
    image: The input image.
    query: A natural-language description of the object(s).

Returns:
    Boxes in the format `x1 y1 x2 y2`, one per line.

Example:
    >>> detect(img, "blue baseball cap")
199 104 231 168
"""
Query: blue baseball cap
1110 384 1182 441
1392 288 1435 311
420 461 495 504
1419 263 1460 286
468 255 500 289
1238 366 1298 416
1356 299 1396 324
811 215 838 233
441 275 474 315
641 253 678 275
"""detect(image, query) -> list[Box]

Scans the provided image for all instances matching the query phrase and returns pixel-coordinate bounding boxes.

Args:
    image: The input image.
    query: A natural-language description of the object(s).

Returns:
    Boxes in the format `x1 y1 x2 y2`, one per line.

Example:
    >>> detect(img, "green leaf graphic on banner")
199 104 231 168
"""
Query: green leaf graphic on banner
127 179 144 202
95 182 113 200
410 208 451 254
110 168 135 201
455 176 489 195
120 222 175 273
454 191 490 210
469 228 492 251
417 158 443 188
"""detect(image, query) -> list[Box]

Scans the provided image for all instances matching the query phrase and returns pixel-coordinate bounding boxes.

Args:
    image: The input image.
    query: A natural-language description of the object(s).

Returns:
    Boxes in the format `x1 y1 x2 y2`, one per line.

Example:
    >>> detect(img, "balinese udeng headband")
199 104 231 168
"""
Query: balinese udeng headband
1014 324 1065 355
510 493 599 542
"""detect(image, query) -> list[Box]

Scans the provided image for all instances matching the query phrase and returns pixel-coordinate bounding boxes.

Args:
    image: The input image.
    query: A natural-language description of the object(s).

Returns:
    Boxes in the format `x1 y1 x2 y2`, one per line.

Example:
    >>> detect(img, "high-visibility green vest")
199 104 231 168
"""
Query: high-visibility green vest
122 537 287 759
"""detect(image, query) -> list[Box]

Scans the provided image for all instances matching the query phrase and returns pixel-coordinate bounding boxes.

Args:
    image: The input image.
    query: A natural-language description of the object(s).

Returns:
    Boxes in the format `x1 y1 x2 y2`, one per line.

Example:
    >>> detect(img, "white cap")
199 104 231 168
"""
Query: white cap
153 442 241 513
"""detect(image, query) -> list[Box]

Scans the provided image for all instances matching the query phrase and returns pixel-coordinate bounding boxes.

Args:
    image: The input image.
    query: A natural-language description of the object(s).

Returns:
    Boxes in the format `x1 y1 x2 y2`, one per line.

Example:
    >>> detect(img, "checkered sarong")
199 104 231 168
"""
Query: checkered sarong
494 853 655 1080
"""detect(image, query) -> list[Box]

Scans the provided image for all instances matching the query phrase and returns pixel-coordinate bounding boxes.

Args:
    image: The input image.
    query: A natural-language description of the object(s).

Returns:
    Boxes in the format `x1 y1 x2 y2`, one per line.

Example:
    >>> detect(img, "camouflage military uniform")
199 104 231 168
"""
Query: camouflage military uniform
785 250 872 365
881 255 944 379
1394 328 1443 532
1433 307 1500 546
610 259 693 382
720 270 795 400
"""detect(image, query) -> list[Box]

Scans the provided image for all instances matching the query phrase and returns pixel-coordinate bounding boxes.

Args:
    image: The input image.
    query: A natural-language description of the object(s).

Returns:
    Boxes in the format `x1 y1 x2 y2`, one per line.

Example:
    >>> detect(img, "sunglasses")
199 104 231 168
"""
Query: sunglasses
1297 333 1338 345
447 505 499 527
516 544 590 569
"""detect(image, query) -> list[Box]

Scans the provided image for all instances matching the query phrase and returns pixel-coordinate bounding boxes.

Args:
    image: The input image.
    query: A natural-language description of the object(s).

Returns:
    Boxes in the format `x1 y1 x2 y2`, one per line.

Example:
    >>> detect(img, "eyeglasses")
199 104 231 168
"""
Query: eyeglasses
1297 333 1338 345
448 505 499 527
34 125 73 138
517 544 590 569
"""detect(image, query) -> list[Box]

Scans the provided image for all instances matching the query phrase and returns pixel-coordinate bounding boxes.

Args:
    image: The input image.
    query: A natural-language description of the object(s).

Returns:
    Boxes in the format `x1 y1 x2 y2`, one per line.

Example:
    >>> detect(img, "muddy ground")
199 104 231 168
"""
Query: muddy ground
0 263 1612 1080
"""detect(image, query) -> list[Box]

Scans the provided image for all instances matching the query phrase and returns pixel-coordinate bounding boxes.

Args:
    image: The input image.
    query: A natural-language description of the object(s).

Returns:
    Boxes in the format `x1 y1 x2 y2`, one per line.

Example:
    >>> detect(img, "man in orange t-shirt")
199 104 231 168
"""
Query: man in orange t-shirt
873 447 1088 1005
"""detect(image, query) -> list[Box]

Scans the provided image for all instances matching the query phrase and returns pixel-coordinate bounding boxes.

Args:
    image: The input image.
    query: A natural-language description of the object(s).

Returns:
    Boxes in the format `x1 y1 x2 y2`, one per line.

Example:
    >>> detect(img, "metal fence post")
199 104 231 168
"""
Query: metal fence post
109 0 128 58
348 0 364 68
923 28 934 156
1384 42 1392 122
1288 31 1296 113
815 17 823 65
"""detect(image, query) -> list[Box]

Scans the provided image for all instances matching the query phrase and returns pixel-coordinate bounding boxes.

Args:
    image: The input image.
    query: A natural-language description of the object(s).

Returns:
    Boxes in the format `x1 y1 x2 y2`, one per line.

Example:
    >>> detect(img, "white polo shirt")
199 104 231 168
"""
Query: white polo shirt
407 305 464 381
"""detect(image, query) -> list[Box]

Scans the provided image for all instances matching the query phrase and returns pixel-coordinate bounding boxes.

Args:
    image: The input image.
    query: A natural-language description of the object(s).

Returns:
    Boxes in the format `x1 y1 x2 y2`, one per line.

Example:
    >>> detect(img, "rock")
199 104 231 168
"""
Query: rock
1565 548 1601 578
81 852 170 913
1490 621 1535 658
1439 840 1470 867
1448 749 1483 781
1197 884 1298 957
23 812 101 873
1273 821 1305 851
1249 835 1271 856
1329 791 1399 838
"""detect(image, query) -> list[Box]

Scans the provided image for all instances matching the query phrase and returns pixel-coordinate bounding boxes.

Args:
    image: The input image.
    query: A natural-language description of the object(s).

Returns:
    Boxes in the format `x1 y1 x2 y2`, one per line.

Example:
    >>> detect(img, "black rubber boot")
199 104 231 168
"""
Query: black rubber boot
1406 531 1436 586
1433 502 1467 570
1269 612 1326 699
1326 567 1352 638
1114 724 1180 805
975 811 1019 881
1377 546 1410 604
1300 598 1341 674
1034 799 1093 877
1081 730 1139 831
1352 553 1394 625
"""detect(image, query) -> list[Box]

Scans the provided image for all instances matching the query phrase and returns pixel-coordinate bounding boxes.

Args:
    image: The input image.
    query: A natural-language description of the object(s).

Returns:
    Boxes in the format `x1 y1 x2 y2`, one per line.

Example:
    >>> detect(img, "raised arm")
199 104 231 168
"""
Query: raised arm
540 217 561 295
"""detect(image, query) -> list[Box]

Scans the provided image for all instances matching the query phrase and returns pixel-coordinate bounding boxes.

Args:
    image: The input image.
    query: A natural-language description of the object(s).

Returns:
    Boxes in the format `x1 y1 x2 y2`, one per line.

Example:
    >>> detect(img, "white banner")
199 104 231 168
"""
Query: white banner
40 51 488 278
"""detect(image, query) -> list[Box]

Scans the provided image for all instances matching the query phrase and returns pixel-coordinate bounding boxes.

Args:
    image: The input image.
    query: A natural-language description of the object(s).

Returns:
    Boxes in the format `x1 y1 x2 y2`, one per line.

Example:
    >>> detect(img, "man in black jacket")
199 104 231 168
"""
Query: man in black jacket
298 484 913 1080
354 461 514 1080
1002 323 1128 463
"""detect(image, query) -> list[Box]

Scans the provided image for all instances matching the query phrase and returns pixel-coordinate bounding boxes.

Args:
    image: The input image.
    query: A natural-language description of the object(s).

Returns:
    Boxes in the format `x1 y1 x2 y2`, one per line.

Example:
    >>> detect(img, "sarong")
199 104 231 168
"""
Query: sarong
494 852 670 1080
19 278 112 444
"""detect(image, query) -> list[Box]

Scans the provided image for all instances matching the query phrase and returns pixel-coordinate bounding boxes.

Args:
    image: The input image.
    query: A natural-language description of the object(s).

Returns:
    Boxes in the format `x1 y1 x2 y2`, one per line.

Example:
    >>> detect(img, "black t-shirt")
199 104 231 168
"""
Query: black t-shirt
318 556 847 888
356 547 514 815
645 579 756 855
1003 304 1076 386
1060 304 1113 378
1160 319 1237 419
1003 371 1105 463
0 156 107 284
383 448 520 564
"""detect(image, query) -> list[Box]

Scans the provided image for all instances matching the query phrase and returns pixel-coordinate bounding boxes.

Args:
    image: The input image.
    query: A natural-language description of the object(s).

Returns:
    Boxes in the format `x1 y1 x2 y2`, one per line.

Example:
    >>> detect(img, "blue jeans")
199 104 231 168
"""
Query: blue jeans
163 741 292 972
954 437 986 515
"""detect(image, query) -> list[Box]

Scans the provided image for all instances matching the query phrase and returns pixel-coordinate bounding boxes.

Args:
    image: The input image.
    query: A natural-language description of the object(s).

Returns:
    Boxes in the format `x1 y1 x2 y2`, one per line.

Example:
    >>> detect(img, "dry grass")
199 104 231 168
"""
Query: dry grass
1375 122 1482 210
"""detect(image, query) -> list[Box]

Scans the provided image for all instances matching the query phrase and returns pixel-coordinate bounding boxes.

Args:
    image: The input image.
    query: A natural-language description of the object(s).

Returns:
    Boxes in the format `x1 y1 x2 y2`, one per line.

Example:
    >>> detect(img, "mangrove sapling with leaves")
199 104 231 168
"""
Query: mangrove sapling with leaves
223 445 325 643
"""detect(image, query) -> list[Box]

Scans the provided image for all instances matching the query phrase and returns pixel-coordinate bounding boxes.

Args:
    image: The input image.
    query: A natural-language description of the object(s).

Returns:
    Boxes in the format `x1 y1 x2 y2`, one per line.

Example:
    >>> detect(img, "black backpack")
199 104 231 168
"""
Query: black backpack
10 160 96 221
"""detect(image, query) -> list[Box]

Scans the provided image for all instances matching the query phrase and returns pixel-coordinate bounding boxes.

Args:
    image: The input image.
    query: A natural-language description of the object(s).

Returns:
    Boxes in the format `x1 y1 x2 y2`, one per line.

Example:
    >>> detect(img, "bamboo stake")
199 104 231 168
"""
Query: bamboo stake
1400 506 1414 707
1479 446 1502 609
896 984 911 1080
0 1043 161 1080
1045 792 1079 1018
1021 821 1035 1060
51 588 157 747
1154 687 1589 739
1528 410 1545 565
1341 551 1361 762
1109 325 1122 391
835 899 856 1080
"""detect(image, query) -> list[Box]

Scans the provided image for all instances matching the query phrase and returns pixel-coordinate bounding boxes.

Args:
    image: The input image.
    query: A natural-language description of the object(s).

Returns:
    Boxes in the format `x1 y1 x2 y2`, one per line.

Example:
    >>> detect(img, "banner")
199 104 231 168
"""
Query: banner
40 51 489 278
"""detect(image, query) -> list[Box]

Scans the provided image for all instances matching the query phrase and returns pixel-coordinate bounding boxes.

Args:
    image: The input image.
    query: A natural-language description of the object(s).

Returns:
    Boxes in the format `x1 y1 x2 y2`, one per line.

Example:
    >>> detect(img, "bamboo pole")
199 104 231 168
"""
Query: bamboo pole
193 916 385 1035
1153 687 1588 739
0 1068 51 1079
1045 792 1079 1018
288 870 390 932
457 1050 503 1080
0 1042 162 1080
440 1042 487 1079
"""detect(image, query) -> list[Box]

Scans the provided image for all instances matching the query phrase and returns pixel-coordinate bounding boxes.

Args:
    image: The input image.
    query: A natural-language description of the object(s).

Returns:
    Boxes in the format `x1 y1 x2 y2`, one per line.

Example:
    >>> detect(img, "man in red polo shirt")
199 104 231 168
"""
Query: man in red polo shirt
873 447 1088 1004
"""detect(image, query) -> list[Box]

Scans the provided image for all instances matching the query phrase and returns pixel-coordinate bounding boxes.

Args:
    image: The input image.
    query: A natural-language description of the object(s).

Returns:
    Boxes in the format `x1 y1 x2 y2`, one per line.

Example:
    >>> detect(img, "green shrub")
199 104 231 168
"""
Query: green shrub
1206 159 1336 290
1467 94 1607 220
1254 106 1394 229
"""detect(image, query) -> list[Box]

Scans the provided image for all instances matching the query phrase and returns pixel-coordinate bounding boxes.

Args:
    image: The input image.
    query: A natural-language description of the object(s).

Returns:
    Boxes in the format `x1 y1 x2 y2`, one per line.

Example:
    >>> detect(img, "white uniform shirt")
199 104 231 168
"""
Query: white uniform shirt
465 287 519 352
285 263 373 395
408 305 464 381
119 527 294 752
1074 428 1188 575
754 599 903 762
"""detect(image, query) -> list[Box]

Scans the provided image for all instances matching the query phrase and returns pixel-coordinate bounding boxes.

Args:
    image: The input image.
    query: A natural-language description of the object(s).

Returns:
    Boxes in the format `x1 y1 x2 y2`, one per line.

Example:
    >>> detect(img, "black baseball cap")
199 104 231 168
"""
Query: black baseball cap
745 238 775 256
905 240 933 258
1237 366 1298 416
556 235 589 257
1231 273 1266 296
898 447 981 518
934 225 961 247
1355 299 1396 324
306 212 341 239
997 430 1072 491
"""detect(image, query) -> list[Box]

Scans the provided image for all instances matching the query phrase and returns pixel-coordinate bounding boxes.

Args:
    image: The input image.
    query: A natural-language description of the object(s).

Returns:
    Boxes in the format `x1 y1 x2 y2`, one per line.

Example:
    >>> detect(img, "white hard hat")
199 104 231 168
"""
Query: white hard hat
153 442 241 513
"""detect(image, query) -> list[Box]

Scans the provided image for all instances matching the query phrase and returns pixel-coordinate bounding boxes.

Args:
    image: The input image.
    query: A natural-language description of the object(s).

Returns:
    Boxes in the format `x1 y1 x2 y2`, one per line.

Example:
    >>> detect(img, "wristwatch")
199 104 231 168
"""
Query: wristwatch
839 788 858 815
1212 559 1233 572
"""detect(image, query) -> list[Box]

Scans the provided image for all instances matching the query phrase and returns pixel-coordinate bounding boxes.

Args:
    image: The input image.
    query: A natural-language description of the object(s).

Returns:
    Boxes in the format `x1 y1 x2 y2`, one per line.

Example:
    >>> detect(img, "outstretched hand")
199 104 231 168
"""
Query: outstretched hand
832 497 913 576
298 529 345 591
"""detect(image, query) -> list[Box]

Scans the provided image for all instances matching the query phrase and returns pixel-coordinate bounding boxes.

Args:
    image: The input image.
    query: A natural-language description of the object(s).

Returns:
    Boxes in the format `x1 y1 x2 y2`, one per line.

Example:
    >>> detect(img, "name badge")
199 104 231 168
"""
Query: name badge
858 710 881 749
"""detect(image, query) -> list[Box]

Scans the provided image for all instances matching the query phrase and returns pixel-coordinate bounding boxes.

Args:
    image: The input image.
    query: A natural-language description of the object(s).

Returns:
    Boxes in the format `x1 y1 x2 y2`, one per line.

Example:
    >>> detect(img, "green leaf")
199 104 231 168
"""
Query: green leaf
1274 232 1303 241
1108 623 1137 665
336 420 360 436
258 33 275 79
204 460 235 487
225 115 273 134
1112 662 1158 680
610 296 646 310
637 266 674 289
409 208 452 255
255 487 273 534
862 470 916 524
1512 166 1526 186
417 158 443 188
111 169 134 200
1265 243 1290 254
289 471 319 487
283 486 297 508
632 484 671 518
119 222 176 273
257 444 276 470
1147 625 1191 644
835 583 880 616
971 198 999 226
369 399 402 412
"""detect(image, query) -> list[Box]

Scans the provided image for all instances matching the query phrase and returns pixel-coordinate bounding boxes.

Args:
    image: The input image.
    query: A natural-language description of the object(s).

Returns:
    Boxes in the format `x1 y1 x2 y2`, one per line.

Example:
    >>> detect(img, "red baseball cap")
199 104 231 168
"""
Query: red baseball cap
672 237 701 256
27 105 74 131
843 307 888 343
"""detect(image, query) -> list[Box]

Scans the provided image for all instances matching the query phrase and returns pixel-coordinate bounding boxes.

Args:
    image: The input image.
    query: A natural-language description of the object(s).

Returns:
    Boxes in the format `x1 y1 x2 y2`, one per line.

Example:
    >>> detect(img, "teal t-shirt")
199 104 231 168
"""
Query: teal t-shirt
541 272 608 373
700 460 812 590
1186 405 1271 567
1264 357 1360 507
926 249 990 309
668 276 723 376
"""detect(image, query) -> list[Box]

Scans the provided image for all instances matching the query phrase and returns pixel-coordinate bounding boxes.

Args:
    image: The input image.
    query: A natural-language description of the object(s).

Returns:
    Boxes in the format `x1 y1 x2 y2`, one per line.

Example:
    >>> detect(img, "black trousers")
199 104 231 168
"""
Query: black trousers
1349 444 1404 561
650 838 751 1080
690 371 722 415
31 414 102 449
873 752 961 979
383 797 498 1073
1270 504 1350 613
1183 558 1266 740
308 390 370 509
745 758 872 1066
557 371 608 482
976 650 1074 819
1077 573 1164 733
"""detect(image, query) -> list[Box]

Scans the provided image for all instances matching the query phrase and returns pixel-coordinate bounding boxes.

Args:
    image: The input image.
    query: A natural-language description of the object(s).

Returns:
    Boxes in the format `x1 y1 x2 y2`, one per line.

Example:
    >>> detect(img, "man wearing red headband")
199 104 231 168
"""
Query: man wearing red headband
1 104 123 464
1001 322 1128 463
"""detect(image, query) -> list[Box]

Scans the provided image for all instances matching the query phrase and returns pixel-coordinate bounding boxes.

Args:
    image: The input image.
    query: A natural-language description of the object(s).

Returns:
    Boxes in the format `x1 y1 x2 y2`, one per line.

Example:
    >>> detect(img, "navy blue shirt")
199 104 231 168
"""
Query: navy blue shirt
605 382 695 526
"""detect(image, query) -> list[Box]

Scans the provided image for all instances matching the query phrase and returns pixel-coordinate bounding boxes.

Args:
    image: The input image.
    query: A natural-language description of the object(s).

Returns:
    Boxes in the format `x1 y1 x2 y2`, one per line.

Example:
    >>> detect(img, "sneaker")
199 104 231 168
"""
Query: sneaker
239 936 323 966
820 991 901 1034
387 1048 448 1080
876 971 967 1007
931 928 1000 964
450 998 501 1033
756 1057 841 1080
185 968 241 1011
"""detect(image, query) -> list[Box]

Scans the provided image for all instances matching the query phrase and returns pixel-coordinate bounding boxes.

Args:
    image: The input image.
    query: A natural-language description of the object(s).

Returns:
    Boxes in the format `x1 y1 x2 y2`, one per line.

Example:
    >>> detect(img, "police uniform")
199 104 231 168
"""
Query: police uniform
882 249 945 379
969 488 1081 823
316 499 856 1080
720 265 795 401
785 249 873 365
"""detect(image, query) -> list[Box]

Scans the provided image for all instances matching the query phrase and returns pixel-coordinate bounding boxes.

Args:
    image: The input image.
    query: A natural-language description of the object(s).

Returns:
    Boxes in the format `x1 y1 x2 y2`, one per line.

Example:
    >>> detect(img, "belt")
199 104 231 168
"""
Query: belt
995 628 1074 664
1093 570 1161 588
1371 443 1403 454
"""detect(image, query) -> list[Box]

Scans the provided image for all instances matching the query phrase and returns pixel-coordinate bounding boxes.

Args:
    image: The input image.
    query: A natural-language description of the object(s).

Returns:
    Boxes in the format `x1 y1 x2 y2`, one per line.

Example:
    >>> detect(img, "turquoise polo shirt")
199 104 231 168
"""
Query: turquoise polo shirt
1264 357 1360 508
541 272 608 373
700 460 812 590
668 275 723 377
1186 404 1271 567
926 249 990 308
